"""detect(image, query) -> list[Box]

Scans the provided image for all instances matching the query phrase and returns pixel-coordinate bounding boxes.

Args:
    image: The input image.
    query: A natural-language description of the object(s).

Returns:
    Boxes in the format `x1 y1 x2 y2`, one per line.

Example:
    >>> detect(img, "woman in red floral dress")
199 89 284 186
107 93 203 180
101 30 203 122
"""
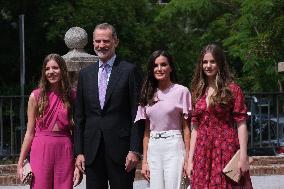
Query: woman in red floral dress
187 44 253 189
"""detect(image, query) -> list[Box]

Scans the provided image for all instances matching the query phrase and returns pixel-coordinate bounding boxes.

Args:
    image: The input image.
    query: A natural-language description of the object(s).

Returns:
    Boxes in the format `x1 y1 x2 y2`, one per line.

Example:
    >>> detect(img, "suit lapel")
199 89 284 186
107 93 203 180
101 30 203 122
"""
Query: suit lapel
104 58 122 109
91 62 101 110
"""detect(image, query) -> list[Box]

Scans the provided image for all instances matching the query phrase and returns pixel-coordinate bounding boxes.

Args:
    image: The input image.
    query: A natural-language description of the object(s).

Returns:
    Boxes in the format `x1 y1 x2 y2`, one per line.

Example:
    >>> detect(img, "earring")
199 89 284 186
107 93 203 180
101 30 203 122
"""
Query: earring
216 71 221 80
215 71 221 89
217 70 220 76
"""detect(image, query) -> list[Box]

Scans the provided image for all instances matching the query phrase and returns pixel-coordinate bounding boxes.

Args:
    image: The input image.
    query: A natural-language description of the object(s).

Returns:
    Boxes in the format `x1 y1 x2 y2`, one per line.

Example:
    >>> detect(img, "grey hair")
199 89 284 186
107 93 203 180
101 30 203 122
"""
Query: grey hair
94 23 118 40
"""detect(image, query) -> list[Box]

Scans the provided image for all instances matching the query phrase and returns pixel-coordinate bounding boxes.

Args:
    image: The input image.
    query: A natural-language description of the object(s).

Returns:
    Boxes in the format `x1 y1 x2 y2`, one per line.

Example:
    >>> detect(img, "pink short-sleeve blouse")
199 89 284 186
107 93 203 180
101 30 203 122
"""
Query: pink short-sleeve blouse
135 84 192 131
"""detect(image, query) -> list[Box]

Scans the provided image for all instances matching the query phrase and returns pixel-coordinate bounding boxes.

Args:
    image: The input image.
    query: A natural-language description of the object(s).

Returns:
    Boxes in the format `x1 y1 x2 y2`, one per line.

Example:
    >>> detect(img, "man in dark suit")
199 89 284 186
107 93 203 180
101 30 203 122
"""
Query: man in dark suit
74 23 143 189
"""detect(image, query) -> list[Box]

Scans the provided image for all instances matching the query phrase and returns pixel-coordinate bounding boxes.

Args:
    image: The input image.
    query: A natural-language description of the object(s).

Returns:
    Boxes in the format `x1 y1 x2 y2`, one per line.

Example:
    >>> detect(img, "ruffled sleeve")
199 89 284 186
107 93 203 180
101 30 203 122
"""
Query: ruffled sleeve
191 109 199 126
230 83 248 123
191 97 206 127
134 105 148 123
179 87 192 120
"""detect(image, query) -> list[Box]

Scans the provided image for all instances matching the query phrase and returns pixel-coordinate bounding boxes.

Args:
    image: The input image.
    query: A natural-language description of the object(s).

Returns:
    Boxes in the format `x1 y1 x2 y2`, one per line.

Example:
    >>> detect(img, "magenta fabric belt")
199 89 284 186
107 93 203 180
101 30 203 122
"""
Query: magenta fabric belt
35 130 71 137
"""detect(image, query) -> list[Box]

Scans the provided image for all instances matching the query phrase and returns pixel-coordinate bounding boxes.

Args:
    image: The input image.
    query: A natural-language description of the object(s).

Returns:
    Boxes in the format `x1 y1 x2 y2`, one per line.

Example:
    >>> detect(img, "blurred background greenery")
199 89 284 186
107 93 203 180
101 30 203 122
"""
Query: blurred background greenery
1 0 284 94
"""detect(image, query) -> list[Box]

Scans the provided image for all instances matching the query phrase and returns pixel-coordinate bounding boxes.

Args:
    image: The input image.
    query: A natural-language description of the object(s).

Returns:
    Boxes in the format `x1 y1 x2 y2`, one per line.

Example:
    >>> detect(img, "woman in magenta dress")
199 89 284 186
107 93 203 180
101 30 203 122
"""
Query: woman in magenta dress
187 44 253 188
17 54 81 189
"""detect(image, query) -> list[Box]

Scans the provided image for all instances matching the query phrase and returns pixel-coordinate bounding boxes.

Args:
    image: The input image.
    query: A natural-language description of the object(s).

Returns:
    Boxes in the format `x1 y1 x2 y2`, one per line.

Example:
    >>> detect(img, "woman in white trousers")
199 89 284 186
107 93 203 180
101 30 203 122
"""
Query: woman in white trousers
135 50 191 189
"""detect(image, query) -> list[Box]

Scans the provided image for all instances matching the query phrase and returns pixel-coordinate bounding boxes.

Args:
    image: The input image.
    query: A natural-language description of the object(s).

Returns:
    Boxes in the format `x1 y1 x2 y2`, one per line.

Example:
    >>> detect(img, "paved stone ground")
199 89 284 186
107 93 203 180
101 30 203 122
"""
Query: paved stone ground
1 175 284 189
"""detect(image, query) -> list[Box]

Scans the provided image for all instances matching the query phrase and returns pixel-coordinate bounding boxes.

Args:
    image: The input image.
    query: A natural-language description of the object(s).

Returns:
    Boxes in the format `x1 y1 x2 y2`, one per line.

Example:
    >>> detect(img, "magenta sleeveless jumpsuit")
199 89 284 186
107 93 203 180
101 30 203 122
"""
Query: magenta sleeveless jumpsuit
30 89 75 189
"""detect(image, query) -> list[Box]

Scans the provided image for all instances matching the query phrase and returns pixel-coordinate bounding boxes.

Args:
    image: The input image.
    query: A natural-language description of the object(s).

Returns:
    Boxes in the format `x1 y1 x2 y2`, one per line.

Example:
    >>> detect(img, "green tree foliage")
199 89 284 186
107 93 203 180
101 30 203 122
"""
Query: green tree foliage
155 0 284 91
224 0 284 91
0 0 157 94
45 0 157 66
0 0 21 94
0 0 70 94
1 0 284 94
154 0 240 86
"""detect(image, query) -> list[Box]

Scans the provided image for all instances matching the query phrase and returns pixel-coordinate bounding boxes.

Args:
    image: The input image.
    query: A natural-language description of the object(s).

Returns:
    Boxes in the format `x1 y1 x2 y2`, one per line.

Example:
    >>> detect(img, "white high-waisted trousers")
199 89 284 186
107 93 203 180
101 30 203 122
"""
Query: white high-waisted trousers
147 130 185 189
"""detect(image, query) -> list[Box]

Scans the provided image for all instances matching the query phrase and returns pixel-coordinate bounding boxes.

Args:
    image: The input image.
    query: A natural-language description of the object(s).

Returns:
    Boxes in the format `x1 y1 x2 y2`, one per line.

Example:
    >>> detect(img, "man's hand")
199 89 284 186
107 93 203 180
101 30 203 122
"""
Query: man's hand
125 151 139 172
75 154 86 174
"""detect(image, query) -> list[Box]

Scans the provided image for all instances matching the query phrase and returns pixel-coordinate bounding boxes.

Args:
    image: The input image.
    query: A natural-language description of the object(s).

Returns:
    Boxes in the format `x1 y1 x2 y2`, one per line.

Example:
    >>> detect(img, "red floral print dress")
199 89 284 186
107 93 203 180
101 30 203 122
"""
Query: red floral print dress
191 83 253 189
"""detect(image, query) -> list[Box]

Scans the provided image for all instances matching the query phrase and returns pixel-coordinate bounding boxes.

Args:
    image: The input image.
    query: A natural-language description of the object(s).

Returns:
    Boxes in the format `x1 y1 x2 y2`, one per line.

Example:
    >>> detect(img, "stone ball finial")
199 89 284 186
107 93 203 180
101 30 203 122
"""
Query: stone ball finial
64 27 88 49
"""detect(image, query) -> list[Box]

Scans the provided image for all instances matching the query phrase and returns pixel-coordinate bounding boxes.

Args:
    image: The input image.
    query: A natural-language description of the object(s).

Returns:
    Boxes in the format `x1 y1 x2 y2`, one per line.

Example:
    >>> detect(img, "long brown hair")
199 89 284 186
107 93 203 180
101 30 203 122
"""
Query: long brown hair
139 50 177 106
38 54 73 122
191 44 233 107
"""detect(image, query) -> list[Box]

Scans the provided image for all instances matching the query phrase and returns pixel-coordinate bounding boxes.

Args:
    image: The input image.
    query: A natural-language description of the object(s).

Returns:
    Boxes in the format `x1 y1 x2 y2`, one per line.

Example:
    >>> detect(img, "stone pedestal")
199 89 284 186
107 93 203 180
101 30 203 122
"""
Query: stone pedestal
62 27 98 88
278 62 284 110
278 62 284 72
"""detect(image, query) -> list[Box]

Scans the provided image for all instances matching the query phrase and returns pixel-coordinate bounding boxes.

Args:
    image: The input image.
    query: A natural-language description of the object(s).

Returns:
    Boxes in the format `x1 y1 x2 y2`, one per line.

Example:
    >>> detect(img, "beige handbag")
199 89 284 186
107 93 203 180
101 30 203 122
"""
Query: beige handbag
22 159 33 185
222 150 253 183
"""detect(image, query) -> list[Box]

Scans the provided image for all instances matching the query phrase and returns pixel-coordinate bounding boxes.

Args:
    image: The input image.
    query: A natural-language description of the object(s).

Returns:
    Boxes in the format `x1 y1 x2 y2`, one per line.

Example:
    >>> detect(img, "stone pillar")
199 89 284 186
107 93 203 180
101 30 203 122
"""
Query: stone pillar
278 62 284 73
278 62 284 92
62 27 98 88
278 62 284 112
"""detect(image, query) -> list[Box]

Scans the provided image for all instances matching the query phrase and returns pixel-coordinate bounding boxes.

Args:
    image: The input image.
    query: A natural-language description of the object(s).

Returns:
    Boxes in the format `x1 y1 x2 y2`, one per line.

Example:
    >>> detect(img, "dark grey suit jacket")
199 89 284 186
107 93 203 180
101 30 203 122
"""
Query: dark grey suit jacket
74 57 143 165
